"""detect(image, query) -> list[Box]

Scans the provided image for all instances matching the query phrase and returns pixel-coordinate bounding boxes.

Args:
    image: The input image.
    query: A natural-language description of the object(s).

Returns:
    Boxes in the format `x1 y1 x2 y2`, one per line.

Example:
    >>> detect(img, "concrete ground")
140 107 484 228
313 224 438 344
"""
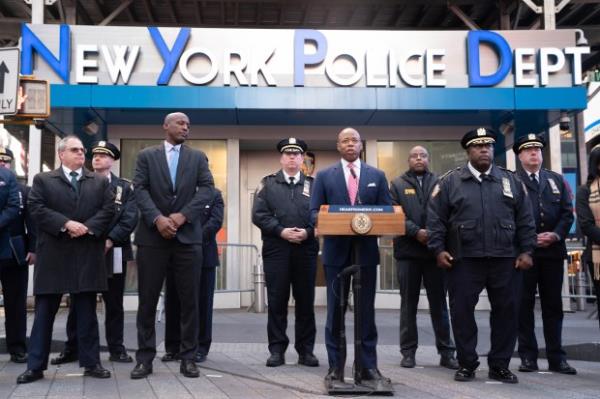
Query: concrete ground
0 305 599 398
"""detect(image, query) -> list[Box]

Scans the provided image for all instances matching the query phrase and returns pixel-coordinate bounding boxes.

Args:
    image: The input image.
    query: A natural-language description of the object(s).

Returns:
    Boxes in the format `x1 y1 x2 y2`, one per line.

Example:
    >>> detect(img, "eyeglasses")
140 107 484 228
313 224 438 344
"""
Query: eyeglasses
66 147 86 154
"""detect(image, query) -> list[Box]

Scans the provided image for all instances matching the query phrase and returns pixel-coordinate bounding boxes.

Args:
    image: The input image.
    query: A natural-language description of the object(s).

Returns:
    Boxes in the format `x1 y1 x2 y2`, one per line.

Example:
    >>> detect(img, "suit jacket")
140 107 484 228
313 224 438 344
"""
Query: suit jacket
28 168 115 295
133 143 214 246
518 168 573 259
105 173 138 277
310 161 392 267
0 168 20 260
201 188 224 268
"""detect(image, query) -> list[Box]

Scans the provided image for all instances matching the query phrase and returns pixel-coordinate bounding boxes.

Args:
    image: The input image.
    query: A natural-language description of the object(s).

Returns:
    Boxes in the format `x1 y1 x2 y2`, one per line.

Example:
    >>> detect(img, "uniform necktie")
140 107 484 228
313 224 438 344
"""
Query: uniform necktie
347 162 358 205
479 173 488 182
417 175 423 187
69 171 79 195
168 147 179 190
289 176 295 185
530 173 539 189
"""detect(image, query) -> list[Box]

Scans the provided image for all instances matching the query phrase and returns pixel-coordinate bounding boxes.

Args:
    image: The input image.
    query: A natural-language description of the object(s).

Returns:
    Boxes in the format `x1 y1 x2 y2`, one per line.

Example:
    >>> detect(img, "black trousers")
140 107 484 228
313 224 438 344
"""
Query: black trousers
0 260 28 355
396 258 455 356
164 267 216 356
136 243 201 364
263 241 317 356
518 257 566 366
446 257 521 370
64 264 128 355
324 261 379 369
28 292 99 371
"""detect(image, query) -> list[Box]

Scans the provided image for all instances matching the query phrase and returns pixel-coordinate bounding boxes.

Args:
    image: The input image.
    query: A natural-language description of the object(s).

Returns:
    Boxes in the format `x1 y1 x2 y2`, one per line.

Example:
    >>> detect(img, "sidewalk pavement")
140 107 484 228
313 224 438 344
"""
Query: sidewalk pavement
0 306 599 398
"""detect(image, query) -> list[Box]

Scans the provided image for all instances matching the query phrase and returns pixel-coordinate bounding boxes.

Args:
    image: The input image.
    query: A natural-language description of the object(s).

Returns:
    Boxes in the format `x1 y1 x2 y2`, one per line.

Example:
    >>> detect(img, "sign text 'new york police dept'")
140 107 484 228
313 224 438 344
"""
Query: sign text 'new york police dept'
20 24 589 88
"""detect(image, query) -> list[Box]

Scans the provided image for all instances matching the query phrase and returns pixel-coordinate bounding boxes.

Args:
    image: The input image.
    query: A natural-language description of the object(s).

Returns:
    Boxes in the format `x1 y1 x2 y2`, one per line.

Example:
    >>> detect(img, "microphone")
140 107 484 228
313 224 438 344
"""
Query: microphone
337 264 360 279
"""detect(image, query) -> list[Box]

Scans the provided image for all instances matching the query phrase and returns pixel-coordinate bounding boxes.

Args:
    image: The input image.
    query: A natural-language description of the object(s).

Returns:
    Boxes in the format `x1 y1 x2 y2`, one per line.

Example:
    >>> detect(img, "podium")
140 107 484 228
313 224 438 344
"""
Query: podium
317 205 404 396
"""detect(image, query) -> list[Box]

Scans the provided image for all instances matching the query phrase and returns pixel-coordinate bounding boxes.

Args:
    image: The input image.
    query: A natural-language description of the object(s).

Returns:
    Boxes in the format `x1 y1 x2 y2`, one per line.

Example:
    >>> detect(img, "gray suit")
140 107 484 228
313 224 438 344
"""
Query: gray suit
133 143 214 364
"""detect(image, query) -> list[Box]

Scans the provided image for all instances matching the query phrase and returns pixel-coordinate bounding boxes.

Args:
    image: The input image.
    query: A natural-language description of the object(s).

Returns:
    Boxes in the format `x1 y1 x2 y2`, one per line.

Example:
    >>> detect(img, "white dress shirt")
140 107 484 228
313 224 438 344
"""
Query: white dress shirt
282 170 301 184
341 158 361 189
467 162 492 182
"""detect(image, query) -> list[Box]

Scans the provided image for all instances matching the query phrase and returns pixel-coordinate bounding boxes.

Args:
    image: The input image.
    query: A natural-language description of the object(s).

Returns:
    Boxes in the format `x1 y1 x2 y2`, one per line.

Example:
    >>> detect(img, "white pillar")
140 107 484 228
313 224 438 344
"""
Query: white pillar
27 125 42 185
226 138 240 290
548 123 563 173
30 0 45 24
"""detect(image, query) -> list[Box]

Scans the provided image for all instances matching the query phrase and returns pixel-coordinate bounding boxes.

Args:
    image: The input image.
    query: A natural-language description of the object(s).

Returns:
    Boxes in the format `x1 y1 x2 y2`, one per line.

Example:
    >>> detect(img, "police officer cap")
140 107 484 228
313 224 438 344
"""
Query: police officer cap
277 137 307 154
91 141 120 160
461 127 497 149
512 133 545 154
0 147 14 162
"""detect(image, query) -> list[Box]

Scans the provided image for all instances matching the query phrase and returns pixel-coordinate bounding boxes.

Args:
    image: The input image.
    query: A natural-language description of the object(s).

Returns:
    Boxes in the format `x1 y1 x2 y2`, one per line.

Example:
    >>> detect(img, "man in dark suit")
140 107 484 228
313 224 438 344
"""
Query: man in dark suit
163 187 224 363
52 141 138 365
310 127 392 384
389 146 457 370
514 134 576 375
0 147 36 364
17 135 115 384
131 112 214 379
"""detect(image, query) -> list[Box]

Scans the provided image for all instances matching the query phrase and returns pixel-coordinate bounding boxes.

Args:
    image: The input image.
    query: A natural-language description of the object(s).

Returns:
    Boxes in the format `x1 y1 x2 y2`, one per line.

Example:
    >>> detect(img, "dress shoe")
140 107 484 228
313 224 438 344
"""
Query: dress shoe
266 353 285 367
84 364 111 379
109 352 133 363
488 367 518 383
440 355 459 370
298 353 319 367
16 369 44 384
130 363 153 379
10 352 27 363
518 358 539 372
180 359 200 378
454 367 476 382
400 354 415 368
360 368 391 384
549 360 577 375
161 352 179 362
50 351 78 365
325 367 342 382
195 352 207 363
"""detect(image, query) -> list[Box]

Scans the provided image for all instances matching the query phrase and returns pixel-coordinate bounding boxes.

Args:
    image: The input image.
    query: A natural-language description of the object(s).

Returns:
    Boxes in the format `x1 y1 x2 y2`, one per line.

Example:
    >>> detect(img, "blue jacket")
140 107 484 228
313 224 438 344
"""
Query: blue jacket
0 168 20 260
310 161 392 267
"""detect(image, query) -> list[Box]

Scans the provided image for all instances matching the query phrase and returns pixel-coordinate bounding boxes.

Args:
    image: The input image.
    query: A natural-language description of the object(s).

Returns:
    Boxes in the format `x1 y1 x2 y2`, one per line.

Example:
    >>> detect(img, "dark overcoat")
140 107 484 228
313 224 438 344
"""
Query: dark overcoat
28 168 115 295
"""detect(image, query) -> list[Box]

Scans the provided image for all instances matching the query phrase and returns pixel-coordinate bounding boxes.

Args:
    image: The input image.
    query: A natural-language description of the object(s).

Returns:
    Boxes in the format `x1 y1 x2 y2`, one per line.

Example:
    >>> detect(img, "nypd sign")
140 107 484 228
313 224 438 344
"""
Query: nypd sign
21 24 589 89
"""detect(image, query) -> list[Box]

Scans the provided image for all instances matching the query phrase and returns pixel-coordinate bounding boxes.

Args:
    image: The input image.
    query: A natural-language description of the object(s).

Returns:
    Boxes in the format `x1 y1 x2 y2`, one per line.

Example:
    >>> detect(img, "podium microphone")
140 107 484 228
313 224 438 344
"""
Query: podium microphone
337 264 360 279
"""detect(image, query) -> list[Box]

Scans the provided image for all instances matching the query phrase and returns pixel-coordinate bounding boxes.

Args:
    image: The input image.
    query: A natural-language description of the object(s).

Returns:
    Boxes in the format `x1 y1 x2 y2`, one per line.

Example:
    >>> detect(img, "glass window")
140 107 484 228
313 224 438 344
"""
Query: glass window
120 139 227 293
377 140 465 290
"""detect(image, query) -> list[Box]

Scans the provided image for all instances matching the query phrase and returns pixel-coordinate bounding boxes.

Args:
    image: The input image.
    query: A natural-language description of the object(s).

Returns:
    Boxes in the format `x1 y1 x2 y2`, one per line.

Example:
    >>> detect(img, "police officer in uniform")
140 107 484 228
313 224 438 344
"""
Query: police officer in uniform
52 141 137 365
252 138 319 368
0 147 35 363
514 134 576 375
427 128 536 384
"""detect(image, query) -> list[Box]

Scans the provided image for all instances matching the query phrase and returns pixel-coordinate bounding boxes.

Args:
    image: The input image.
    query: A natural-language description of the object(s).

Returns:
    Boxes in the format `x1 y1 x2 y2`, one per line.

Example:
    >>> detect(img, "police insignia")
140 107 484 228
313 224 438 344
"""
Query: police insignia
115 185 123 205
502 177 513 198
302 179 310 197
548 178 560 194
404 188 416 195
431 184 440 198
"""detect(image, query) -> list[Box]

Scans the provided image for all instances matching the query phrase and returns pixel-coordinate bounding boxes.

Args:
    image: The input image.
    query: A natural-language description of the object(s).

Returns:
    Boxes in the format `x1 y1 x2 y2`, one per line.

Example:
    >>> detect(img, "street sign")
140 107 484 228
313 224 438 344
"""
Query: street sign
0 48 20 116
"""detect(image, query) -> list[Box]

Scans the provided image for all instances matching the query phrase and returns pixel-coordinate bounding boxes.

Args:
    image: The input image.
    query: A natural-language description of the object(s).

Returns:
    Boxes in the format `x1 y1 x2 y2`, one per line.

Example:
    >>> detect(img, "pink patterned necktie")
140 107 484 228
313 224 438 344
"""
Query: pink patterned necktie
347 162 358 205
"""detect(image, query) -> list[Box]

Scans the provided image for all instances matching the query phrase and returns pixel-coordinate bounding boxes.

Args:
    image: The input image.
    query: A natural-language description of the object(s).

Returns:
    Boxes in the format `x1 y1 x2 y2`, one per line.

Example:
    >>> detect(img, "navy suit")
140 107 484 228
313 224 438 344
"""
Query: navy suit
310 161 392 369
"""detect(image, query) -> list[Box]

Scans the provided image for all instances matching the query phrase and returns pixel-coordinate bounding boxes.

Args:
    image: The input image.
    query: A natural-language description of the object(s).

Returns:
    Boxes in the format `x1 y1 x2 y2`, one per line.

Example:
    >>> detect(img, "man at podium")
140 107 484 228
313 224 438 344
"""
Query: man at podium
310 127 392 385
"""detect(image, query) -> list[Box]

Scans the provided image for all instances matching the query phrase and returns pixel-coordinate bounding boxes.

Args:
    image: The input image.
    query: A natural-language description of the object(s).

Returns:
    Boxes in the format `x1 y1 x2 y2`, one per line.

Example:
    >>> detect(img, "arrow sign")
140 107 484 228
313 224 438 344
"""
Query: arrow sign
0 61 9 94
0 48 20 115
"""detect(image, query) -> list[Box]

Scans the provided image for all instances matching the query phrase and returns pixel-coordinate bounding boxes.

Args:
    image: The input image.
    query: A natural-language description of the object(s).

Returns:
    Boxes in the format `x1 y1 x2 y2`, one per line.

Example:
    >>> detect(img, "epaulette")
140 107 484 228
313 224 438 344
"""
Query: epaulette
439 167 461 181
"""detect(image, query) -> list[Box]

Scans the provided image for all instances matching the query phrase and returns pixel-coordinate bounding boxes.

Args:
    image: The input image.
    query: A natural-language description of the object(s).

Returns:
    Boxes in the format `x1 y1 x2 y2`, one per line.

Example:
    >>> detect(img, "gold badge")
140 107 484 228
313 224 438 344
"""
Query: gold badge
302 179 311 197
289 137 296 144
477 127 486 136
502 177 513 198
404 188 416 195
548 178 560 195
351 213 373 235
98 140 106 147
528 134 536 140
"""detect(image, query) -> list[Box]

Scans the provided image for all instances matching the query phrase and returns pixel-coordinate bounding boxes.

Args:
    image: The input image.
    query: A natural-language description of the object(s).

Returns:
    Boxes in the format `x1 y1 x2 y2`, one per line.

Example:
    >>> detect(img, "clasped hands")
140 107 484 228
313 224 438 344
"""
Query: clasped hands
156 213 187 239
280 227 308 244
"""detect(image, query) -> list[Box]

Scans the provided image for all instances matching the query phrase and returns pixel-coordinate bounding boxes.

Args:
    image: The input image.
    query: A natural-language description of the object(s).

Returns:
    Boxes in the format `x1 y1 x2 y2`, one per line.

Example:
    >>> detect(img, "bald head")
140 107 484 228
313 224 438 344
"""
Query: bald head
408 145 429 175
336 127 362 162
163 112 190 145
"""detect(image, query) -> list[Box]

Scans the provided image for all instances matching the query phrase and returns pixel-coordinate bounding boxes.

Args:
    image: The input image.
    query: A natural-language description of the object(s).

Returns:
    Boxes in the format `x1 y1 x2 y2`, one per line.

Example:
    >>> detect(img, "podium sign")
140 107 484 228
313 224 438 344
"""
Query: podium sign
317 205 405 236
